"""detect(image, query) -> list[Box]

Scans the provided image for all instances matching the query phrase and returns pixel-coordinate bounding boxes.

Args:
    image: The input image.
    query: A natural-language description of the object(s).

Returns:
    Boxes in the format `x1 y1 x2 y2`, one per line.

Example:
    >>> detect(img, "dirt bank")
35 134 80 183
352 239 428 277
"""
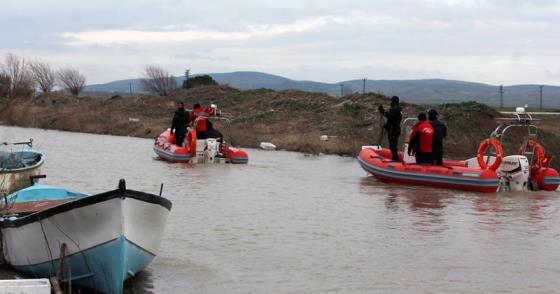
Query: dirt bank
1 86 559 169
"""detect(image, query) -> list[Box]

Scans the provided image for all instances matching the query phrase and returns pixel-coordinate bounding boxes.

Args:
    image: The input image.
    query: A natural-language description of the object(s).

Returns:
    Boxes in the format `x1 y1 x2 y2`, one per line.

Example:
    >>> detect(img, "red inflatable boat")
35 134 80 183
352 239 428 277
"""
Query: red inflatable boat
358 148 500 193
153 129 249 164
359 109 559 193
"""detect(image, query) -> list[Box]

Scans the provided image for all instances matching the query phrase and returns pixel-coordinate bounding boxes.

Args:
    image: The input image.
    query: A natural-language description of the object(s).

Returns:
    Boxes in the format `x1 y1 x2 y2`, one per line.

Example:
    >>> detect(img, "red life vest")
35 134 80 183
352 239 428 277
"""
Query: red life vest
410 120 434 153
191 108 207 132
205 106 216 116
196 116 207 132
191 107 202 121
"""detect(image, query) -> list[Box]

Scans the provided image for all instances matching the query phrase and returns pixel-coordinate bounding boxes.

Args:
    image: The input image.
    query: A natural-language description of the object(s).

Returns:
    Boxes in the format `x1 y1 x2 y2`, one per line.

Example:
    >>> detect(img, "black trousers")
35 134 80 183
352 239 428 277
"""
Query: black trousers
175 126 186 147
387 131 400 161
415 152 433 164
433 145 443 165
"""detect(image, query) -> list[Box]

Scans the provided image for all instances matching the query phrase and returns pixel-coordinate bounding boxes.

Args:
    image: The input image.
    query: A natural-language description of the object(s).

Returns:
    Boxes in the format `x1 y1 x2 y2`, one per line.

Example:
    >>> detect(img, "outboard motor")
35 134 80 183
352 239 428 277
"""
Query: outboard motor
498 155 530 192
204 139 219 163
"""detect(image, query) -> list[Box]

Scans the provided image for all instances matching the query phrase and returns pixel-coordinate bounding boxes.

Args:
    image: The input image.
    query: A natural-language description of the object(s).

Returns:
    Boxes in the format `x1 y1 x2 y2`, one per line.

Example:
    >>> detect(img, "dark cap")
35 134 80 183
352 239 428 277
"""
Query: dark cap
418 112 427 121
391 96 399 105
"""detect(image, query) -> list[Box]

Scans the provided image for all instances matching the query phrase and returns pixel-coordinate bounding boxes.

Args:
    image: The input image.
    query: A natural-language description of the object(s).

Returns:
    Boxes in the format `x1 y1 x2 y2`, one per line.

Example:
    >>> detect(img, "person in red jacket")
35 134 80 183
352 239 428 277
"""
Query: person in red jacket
190 103 208 139
408 112 434 164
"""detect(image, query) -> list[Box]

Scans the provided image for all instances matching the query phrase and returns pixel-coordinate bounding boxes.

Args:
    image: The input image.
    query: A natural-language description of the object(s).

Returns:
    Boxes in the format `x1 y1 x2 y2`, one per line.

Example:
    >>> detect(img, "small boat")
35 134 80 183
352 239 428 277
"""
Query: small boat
358 147 500 193
0 179 172 294
359 108 560 193
153 128 249 164
0 139 43 195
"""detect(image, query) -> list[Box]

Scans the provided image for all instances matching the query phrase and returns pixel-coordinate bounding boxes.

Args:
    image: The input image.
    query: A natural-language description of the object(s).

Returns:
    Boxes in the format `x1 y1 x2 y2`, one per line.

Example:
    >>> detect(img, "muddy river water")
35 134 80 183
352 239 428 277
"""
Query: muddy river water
1 126 559 293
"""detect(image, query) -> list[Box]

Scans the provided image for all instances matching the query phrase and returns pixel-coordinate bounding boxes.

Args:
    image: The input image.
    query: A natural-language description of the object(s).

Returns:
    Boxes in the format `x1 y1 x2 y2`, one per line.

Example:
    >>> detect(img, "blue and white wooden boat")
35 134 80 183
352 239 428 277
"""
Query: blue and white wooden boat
0 180 172 294
0 139 44 194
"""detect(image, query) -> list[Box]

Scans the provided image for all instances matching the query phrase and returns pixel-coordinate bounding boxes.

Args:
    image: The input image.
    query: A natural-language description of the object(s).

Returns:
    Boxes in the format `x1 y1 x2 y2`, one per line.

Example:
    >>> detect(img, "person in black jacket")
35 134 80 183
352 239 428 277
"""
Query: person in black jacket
428 109 447 165
205 120 224 143
378 96 403 161
170 102 189 147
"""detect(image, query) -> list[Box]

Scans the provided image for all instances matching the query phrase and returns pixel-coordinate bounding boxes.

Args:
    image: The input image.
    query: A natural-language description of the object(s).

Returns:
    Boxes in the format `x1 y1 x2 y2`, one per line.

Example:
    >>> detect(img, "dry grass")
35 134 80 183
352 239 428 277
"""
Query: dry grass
1 87 559 170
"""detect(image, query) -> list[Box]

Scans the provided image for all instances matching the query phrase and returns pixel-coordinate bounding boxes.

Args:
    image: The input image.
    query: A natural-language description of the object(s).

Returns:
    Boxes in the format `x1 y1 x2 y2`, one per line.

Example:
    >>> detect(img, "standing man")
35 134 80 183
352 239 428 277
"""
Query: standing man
408 112 434 164
170 101 189 147
428 109 447 165
378 96 403 161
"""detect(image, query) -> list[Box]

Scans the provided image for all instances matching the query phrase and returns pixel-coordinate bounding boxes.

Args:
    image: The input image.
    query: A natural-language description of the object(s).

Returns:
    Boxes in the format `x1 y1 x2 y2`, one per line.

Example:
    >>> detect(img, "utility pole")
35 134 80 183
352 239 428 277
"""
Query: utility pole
539 85 544 110
498 85 504 109
362 78 366 94
340 84 344 97
184 69 190 89
129 82 132 96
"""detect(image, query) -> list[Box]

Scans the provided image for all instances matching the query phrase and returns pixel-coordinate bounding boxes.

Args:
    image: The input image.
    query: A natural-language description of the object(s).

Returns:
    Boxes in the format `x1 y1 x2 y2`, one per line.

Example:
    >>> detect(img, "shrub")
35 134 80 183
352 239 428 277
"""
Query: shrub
343 101 363 117
183 75 218 89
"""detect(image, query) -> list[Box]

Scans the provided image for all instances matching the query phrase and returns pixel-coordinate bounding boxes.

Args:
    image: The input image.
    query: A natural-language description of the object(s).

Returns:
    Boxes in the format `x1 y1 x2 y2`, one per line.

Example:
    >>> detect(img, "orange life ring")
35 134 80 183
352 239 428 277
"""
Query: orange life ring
477 138 503 171
518 139 545 168
186 128 197 157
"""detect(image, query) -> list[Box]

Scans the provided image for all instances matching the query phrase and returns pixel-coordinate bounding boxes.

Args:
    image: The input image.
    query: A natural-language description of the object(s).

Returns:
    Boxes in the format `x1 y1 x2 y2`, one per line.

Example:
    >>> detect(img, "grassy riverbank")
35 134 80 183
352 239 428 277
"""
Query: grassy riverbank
1 85 559 169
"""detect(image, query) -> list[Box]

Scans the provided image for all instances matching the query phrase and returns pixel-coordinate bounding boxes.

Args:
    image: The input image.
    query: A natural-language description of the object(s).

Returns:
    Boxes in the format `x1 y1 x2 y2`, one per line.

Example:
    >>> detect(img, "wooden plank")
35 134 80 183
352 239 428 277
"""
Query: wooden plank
4 199 76 214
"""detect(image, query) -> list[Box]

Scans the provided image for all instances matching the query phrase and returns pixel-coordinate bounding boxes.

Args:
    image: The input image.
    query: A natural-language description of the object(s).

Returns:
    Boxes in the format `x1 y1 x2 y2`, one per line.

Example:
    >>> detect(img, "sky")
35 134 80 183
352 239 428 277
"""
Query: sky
1 0 559 85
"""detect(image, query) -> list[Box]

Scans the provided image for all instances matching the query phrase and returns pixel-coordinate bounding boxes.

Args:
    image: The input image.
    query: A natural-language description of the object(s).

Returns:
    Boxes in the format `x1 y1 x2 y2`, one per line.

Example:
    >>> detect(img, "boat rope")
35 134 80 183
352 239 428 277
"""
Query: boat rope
49 218 95 282
39 219 56 276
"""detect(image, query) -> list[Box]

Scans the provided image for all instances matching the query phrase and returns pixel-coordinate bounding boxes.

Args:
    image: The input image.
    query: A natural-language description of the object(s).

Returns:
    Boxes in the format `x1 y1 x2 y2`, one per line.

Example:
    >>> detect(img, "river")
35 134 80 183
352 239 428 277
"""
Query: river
1 126 559 293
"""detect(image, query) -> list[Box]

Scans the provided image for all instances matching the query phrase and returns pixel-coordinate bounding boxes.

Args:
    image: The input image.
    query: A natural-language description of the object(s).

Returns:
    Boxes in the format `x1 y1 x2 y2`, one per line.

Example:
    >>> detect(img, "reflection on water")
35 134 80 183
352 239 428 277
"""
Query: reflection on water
1 126 559 293
124 270 154 294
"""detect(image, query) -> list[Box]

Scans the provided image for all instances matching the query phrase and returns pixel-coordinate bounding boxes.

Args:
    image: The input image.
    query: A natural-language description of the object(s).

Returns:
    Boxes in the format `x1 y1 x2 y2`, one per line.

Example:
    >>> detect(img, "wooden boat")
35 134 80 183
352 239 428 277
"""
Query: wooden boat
0 140 43 195
0 179 172 294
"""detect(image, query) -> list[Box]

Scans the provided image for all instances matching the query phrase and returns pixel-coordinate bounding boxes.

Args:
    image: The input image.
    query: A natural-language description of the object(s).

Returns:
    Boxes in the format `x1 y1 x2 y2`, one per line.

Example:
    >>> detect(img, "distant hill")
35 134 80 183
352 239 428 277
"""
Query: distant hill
84 71 560 108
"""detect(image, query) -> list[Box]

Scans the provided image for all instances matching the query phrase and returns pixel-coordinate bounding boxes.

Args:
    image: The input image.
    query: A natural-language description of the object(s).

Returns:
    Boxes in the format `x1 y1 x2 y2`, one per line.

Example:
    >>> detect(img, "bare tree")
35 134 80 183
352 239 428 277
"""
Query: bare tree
141 65 177 96
0 73 10 98
29 60 55 93
1 53 34 98
57 68 86 96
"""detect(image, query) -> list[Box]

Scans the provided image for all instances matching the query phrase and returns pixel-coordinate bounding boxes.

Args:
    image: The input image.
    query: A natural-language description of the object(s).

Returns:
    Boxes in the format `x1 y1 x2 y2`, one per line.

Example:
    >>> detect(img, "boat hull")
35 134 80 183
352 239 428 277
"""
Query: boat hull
0 151 44 195
1 189 172 294
358 147 499 193
152 145 192 162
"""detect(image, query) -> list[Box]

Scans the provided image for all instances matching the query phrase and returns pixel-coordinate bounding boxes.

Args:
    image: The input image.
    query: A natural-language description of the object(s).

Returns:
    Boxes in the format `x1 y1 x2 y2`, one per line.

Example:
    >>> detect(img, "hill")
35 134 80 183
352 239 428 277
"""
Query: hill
85 71 560 108
2 85 559 170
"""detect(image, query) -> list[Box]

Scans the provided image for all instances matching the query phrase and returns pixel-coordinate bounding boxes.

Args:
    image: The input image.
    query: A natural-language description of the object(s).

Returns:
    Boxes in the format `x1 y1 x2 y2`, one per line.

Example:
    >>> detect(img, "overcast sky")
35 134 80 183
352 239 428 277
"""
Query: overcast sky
1 0 559 85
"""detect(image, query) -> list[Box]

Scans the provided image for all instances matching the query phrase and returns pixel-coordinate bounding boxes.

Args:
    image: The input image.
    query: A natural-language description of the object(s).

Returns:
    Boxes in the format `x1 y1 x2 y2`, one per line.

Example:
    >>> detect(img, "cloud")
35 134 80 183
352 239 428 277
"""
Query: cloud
61 17 339 46
3 0 560 85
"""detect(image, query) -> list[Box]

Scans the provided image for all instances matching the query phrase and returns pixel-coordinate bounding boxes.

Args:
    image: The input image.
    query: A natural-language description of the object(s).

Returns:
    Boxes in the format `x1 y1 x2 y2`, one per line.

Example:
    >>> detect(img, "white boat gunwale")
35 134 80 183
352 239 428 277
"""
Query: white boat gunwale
0 188 172 228
0 152 44 174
